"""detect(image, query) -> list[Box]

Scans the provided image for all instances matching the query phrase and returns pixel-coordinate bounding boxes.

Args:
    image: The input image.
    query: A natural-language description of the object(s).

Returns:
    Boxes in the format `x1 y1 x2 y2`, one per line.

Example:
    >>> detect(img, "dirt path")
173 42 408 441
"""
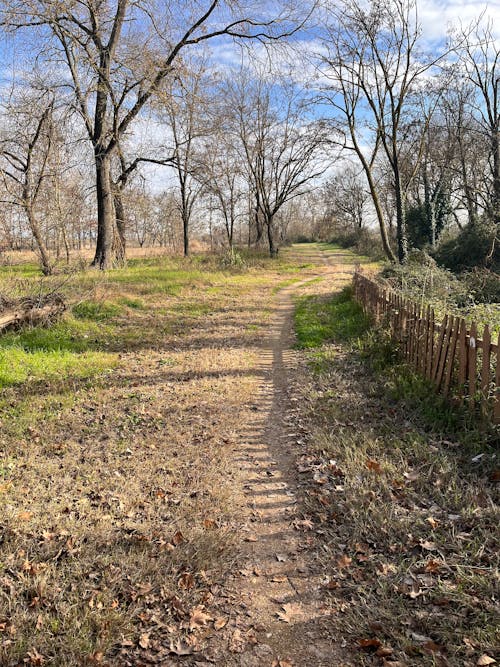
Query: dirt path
205 254 354 666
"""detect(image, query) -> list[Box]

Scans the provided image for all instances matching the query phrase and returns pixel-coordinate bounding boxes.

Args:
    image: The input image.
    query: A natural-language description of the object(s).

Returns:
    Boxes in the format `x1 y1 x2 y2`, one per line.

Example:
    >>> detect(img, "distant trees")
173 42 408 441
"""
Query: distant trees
322 166 368 237
0 0 498 271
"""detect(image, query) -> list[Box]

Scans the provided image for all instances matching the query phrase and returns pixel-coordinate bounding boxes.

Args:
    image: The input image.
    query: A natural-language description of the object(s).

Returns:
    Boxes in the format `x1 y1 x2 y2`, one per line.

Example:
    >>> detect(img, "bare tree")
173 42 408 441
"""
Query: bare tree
452 19 500 228
318 0 445 262
228 68 327 256
323 164 368 234
0 89 57 274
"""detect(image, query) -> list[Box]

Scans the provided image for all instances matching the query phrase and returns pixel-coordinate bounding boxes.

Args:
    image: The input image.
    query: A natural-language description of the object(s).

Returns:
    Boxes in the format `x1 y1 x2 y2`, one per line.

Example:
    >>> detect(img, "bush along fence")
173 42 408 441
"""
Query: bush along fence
353 271 500 424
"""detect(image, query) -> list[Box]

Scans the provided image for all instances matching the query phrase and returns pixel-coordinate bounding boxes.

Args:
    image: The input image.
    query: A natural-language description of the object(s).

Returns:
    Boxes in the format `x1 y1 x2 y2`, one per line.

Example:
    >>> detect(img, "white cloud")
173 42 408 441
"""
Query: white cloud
418 0 500 42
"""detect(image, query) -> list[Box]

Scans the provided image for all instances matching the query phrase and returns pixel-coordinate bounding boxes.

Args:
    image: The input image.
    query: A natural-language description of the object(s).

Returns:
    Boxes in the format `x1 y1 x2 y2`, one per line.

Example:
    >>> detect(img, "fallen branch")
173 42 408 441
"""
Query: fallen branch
0 296 66 332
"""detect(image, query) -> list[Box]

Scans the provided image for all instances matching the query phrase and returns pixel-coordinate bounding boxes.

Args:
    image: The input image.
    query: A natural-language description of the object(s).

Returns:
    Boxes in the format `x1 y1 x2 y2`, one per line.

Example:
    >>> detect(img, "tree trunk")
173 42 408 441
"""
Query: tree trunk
266 217 278 257
492 129 500 226
394 170 408 263
113 189 127 266
25 204 52 275
183 213 189 257
92 152 115 269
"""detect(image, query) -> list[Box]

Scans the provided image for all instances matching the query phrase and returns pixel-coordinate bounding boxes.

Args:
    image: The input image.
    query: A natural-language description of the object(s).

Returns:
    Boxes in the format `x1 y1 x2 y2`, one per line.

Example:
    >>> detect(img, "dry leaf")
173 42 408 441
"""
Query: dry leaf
214 617 228 630
172 531 184 546
276 603 301 623
189 606 213 630
424 559 442 573
359 638 382 651
366 459 382 473
138 633 150 649
337 554 352 569
477 656 496 666
426 516 439 529
178 572 195 590
169 639 193 656
420 540 437 551
24 648 45 665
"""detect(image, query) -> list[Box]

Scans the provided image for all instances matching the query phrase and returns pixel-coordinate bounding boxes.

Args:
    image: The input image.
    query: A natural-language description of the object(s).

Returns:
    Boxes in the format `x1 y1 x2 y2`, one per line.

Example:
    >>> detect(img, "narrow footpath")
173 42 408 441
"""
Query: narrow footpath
202 252 355 666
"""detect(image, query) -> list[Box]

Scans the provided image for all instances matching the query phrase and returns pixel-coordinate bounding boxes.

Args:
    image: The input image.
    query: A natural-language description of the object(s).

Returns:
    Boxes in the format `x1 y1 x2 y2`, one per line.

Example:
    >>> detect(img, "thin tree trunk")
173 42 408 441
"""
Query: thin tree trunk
492 129 500 226
25 204 51 275
394 168 407 263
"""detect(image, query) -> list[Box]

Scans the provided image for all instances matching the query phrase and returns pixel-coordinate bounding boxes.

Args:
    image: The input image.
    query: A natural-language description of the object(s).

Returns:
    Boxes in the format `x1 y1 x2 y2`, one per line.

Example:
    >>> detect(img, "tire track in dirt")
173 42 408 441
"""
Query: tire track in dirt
209 251 355 666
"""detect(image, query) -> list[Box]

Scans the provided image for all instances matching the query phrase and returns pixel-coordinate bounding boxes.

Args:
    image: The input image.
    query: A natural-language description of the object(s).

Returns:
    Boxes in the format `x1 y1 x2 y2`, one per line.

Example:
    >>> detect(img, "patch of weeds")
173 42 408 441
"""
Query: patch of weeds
359 328 498 446
73 300 123 320
118 296 145 310
294 286 370 349
0 318 114 353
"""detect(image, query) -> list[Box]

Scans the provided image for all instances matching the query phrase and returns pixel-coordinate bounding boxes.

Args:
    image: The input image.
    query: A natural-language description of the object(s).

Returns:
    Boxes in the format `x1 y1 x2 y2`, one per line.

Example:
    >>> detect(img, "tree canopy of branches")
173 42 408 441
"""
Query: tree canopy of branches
1 0 313 268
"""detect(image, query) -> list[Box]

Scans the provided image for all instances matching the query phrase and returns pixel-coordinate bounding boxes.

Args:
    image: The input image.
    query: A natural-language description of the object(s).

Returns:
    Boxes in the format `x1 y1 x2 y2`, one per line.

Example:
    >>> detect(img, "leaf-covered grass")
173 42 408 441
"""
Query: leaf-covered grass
0 244 337 666
292 287 499 666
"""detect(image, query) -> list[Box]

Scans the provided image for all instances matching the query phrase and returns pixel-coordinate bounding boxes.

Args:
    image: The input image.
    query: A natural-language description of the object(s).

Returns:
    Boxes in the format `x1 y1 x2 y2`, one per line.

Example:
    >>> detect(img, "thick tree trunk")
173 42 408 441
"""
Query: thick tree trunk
266 217 278 257
92 152 115 270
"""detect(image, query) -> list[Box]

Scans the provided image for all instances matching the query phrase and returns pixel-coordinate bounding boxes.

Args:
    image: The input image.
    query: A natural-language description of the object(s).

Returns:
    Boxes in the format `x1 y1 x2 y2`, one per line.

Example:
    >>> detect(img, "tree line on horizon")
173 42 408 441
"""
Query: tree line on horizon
0 0 498 274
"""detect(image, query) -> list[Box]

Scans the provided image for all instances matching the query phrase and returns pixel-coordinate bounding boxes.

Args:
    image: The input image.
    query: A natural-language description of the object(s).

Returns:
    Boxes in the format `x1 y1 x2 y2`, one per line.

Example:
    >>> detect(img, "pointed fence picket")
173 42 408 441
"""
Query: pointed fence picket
353 270 500 424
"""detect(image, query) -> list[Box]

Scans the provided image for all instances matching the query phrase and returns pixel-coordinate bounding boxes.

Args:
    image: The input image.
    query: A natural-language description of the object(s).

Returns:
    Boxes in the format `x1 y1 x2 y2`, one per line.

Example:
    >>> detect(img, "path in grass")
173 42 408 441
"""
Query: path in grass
203 249 355 666
0 244 370 666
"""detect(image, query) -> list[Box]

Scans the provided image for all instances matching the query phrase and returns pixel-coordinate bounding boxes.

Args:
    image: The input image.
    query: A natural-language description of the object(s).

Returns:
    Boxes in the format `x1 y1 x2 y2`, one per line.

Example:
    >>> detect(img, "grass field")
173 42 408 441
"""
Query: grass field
0 245 347 665
0 244 497 666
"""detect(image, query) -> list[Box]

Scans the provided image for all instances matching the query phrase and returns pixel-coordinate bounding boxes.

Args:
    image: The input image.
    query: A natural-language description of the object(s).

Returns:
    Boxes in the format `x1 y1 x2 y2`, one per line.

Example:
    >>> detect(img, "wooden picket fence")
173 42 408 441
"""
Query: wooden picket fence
353 271 500 424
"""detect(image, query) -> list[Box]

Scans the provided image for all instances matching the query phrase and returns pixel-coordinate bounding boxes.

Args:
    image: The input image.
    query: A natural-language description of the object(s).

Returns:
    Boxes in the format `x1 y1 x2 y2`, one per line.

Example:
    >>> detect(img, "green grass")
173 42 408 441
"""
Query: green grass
72 300 123 320
0 346 116 388
294 286 371 349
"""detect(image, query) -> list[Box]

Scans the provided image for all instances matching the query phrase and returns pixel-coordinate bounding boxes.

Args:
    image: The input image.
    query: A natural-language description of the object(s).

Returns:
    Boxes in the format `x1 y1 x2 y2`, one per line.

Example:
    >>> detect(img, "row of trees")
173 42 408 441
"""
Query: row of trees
0 0 498 271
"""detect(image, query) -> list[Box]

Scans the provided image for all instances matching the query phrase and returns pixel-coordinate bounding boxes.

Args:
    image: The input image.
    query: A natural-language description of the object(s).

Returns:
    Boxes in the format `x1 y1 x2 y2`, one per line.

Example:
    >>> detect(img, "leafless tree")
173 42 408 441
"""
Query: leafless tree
452 19 500 229
228 67 328 256
0 89 57 274
318 0 445 262
323 165 369 235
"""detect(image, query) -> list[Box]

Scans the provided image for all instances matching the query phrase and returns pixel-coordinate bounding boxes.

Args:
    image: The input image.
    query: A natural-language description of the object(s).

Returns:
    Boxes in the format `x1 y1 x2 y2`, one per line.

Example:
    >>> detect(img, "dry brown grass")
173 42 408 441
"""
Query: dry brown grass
290 328 499 666
0 247 326 665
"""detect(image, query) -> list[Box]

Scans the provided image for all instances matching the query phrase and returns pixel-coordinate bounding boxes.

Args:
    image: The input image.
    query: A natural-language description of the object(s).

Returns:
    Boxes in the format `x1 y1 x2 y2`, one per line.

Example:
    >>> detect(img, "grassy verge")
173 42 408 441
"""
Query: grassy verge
293 286 499 666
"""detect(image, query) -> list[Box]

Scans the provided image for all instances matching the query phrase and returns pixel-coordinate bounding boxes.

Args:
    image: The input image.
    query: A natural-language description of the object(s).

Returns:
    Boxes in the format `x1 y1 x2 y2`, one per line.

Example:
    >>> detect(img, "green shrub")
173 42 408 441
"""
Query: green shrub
433 220 499 272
